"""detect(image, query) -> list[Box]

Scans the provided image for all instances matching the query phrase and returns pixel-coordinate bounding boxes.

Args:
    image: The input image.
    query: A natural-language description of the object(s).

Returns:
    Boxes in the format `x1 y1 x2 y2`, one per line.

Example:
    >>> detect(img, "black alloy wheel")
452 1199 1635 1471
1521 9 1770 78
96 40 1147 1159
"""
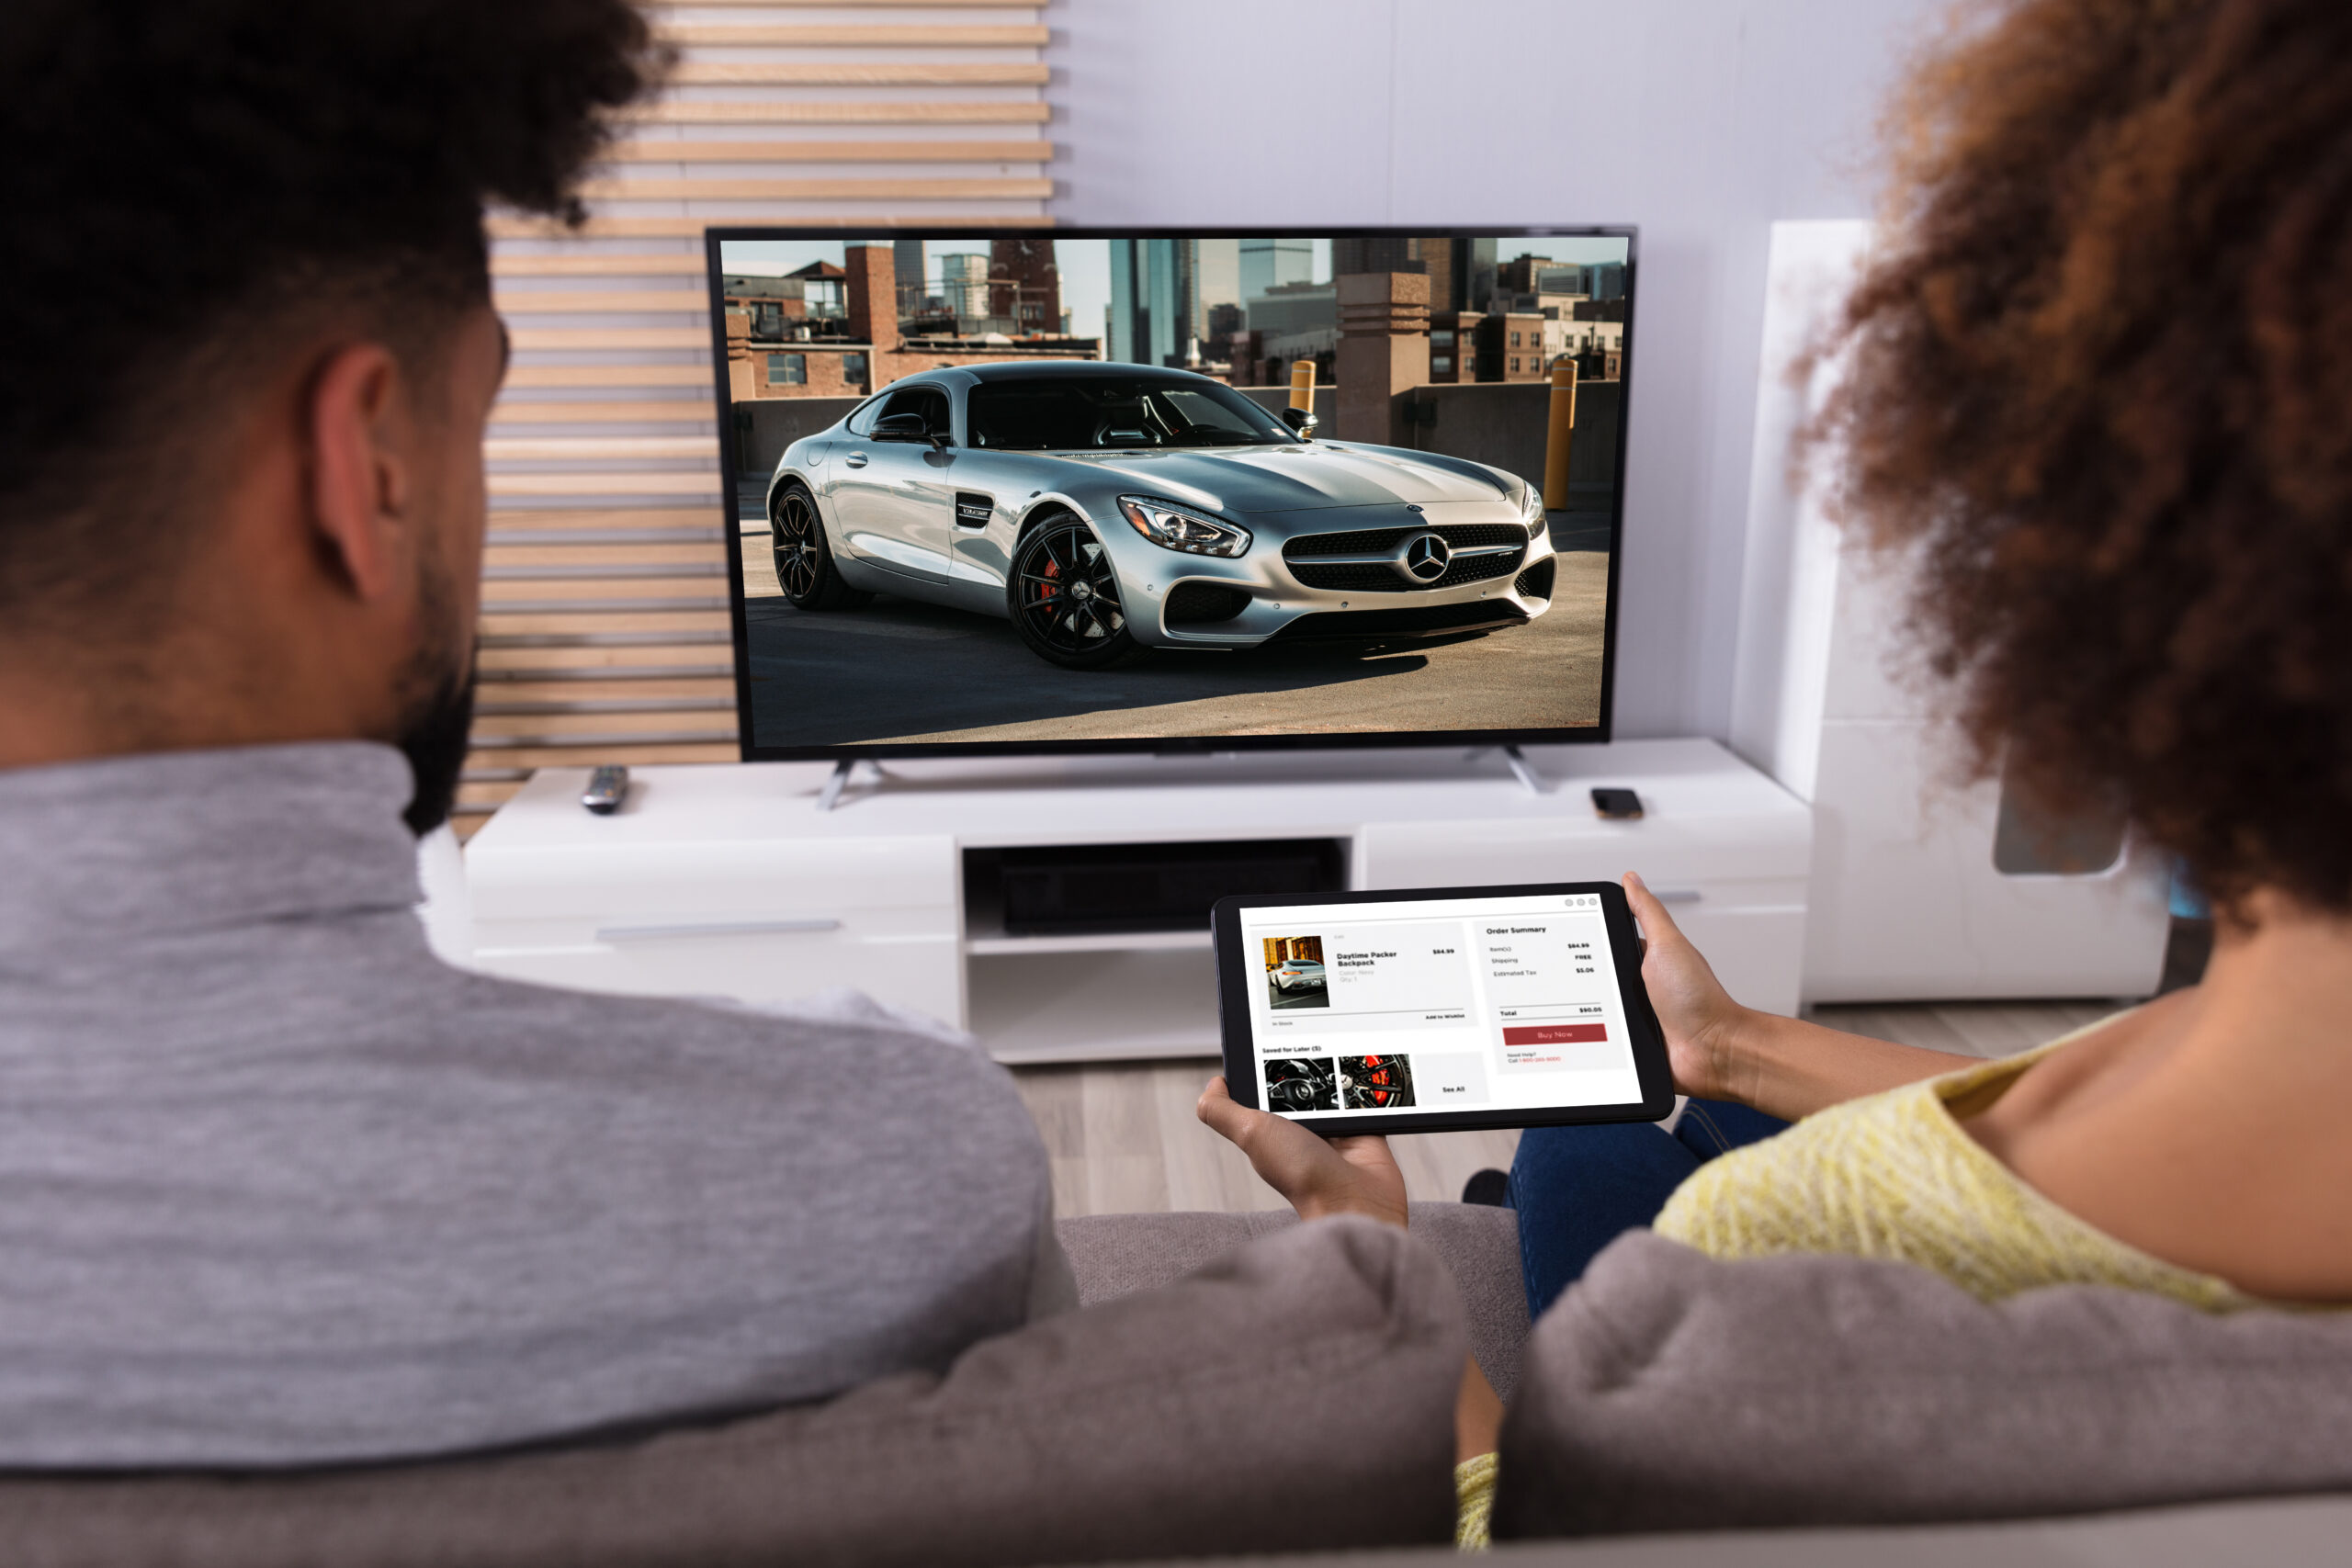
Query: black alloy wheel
1007 514 1141 669
771 481 870 611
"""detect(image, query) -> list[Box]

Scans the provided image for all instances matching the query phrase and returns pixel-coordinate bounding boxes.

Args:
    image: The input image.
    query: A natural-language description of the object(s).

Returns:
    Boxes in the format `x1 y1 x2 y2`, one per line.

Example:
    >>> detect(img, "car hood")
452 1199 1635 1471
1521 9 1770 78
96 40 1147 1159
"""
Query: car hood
1040 443 1516 515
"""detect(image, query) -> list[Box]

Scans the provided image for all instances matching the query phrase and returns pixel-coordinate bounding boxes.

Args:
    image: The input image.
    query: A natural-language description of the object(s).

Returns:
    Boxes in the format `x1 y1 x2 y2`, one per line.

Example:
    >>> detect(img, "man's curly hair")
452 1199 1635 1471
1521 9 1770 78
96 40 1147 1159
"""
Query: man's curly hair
0 0 665 628
1820 0 2352 916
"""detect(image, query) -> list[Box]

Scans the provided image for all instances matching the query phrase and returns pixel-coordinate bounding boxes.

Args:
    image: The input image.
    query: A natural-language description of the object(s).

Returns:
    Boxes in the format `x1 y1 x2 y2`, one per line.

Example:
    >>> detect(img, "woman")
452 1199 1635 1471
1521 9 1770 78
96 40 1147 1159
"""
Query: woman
1200 0 2352 1529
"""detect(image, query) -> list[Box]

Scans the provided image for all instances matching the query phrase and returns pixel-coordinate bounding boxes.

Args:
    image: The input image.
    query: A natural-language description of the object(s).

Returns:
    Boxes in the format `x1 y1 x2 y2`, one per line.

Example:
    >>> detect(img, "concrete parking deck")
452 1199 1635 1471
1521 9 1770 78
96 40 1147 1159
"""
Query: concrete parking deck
734 512 1611 748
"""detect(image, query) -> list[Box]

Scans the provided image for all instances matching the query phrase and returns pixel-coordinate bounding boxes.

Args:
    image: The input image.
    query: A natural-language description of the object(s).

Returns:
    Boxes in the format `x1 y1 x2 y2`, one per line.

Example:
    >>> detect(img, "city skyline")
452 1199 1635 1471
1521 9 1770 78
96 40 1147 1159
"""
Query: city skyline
717 234 1628 355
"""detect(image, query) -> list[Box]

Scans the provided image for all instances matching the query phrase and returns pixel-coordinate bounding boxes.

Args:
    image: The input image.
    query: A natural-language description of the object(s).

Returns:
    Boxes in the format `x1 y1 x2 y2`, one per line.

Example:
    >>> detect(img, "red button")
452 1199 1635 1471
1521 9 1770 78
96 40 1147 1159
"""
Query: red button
1503 1023 1608 1046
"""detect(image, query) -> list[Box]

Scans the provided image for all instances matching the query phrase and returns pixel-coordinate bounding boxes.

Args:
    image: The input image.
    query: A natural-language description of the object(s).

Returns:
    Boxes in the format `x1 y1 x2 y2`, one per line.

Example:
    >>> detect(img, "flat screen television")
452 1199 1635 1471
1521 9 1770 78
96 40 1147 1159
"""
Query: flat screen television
704 226 1634 761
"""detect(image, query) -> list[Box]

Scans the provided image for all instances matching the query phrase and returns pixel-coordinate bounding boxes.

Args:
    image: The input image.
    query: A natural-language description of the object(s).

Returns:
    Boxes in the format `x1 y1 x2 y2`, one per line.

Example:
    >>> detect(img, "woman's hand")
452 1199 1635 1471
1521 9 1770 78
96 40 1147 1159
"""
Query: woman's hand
1623 871 1753 1104
1196 1077 1409 1229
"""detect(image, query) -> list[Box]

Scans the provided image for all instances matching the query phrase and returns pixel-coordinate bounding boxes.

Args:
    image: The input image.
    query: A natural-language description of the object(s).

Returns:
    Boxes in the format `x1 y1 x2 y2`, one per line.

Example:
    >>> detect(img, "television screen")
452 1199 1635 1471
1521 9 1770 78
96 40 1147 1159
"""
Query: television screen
705 227 1634 759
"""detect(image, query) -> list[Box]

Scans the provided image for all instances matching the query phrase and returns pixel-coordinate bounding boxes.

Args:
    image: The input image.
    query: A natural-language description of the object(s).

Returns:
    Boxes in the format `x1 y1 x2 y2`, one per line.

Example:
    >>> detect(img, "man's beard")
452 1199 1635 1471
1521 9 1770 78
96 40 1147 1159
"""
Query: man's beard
397 656 477 837
395 555 477 838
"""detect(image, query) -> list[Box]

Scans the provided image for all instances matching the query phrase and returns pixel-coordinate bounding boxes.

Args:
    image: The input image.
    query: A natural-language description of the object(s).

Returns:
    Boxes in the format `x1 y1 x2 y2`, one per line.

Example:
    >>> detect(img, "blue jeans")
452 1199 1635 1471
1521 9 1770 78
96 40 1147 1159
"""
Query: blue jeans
1507 1100 1790 1320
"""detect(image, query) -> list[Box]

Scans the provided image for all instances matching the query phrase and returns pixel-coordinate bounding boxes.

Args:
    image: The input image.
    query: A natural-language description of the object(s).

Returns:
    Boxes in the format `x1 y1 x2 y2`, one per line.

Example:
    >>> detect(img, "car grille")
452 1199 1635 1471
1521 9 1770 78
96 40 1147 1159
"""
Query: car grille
1163 581 1252 625
1283 522 1530 592
1266 602 1532 643
1514 558 1557 600
1284 561 1400 592
1430 552 1524 589
1283 522 1531 558
1288 551 1525 592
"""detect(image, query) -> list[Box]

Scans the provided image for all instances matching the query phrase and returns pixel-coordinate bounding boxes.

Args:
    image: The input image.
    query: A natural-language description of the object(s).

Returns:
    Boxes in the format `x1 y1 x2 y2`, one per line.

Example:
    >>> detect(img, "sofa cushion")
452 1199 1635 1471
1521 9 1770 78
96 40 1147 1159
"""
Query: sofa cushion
1126 1494 2352 1566
0 1218 1464 1568
1060 1201 1531 1402
1497 1231 2352 1538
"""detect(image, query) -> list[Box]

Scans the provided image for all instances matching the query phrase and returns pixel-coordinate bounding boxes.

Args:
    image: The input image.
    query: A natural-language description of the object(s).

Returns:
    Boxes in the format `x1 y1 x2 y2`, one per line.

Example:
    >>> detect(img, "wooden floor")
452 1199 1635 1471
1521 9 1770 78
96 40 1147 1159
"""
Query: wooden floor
1010 998 2124 1219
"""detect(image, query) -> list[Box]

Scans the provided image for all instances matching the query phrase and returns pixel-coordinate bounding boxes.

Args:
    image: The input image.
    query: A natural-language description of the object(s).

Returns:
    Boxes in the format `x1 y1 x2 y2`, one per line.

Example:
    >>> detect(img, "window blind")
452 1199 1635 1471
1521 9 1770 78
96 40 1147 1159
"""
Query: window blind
467 0 1051 834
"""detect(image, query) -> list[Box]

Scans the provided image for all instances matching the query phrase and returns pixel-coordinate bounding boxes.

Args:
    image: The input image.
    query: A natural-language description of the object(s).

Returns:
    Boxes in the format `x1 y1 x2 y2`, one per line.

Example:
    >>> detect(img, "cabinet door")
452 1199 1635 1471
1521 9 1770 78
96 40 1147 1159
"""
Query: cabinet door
469 833 964 1025
473 907 964 1027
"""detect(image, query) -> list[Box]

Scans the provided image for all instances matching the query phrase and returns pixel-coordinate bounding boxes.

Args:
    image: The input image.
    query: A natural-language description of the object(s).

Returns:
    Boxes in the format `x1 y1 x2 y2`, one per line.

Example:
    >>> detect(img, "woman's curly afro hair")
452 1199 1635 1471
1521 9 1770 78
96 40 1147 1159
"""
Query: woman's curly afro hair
1821 0 2352 916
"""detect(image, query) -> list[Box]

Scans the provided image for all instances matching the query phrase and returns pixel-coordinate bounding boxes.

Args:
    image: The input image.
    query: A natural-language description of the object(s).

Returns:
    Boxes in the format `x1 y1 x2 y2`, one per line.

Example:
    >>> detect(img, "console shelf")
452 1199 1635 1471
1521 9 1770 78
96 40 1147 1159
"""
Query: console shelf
463 739 1812 1066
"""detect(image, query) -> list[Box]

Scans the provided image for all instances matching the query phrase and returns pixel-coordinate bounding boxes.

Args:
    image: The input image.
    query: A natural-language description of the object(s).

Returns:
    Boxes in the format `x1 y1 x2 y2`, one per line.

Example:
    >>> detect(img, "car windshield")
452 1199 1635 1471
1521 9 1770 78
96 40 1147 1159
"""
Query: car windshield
967 376 1293 451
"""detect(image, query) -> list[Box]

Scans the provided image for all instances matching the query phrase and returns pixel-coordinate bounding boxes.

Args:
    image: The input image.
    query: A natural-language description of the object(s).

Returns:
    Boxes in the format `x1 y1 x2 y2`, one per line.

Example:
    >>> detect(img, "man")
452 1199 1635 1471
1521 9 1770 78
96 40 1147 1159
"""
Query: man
0 0 1066 1467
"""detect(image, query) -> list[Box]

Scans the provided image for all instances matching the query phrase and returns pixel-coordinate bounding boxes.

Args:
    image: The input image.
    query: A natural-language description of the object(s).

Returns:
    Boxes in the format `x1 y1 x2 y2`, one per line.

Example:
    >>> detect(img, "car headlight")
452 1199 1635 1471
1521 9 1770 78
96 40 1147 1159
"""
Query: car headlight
1521 484 1545 525
1117 495 1252 558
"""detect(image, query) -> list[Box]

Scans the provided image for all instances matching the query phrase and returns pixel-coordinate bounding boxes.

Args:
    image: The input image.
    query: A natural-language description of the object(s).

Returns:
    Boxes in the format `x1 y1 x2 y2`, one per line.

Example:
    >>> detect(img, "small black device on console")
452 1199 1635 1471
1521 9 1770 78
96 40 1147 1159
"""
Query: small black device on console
1212 880 1673 1135
1590 786 1643 820
581 765 629 816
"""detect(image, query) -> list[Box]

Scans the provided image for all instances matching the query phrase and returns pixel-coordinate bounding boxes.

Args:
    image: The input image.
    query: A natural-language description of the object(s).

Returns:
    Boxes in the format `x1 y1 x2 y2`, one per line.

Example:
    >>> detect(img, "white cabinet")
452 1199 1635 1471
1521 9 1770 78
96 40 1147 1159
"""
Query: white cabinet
465 740 1811 1063
1729 221 2168 1003
469 830 963 1022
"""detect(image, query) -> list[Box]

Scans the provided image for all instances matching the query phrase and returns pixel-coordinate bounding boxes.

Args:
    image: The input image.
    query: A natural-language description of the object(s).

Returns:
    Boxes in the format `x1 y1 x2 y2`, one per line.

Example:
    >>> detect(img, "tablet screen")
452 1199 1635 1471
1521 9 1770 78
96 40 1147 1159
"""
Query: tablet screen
1228 888 1654 1124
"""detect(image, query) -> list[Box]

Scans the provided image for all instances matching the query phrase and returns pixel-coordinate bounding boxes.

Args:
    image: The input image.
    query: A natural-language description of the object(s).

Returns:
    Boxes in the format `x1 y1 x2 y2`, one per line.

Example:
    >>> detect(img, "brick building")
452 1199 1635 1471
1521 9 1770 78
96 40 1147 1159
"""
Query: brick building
1204 300 1245 368
1476 311 1549 380
1427 310 1480 383
720 275 805 339
1495 253 1588 298
1541 312 1625 380
1330 236 1486 314
731 243 1100 400
987 237 1061 334
787 260 845 320
747 343 875 398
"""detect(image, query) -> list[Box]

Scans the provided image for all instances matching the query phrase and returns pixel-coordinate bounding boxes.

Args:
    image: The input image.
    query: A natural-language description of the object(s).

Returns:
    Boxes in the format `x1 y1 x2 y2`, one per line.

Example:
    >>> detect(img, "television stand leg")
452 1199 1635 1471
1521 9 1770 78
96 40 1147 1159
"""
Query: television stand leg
1501 744 1548 796
817 758 861 813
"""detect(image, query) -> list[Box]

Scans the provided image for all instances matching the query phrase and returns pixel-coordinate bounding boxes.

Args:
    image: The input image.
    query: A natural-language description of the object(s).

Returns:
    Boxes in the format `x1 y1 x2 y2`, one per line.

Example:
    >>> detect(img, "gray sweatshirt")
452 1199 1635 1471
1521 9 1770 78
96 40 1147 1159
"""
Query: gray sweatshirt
0 743 1064 1469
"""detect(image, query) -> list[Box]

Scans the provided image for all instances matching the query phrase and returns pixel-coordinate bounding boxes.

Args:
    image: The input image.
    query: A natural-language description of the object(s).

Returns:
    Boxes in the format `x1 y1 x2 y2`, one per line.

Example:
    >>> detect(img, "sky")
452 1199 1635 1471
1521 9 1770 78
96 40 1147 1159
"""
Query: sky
719 232 1632 338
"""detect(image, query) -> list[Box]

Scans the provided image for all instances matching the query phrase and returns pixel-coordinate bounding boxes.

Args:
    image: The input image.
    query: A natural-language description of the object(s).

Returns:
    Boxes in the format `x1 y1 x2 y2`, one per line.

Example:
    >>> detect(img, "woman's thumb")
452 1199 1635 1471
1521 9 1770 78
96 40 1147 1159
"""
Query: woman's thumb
1623 871 1683 949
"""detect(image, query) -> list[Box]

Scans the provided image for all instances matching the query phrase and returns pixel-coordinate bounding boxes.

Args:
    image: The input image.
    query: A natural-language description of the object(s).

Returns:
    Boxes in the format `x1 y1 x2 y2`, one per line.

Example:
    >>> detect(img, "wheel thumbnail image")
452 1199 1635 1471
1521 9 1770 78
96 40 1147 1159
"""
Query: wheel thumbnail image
1340 1055 1416 1111
1262 934 1329 1010
1263 1057 1339 1114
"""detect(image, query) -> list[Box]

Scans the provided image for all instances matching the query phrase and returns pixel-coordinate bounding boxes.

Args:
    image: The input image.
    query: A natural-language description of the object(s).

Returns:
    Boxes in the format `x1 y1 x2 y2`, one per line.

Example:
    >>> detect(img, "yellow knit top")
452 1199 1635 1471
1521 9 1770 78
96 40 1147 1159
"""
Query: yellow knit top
1652 1032 2256 1310
1456 1029 2264 1550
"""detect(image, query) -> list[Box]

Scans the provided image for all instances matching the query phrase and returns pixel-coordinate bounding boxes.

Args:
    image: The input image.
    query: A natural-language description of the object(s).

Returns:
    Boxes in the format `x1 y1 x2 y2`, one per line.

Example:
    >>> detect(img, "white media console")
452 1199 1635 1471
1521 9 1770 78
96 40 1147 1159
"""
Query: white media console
464 739 1811 1065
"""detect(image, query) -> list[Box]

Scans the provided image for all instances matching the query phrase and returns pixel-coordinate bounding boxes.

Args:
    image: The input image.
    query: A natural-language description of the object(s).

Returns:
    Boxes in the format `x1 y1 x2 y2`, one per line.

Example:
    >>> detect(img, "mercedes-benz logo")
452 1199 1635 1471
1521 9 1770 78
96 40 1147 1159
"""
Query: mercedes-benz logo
1398 531 1452 583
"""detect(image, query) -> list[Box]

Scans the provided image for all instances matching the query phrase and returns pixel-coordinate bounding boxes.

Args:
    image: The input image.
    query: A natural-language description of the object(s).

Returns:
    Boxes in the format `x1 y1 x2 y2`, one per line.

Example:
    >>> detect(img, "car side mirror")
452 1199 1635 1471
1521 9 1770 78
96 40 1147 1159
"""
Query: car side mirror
874 412 931 443
1280 407 1318 438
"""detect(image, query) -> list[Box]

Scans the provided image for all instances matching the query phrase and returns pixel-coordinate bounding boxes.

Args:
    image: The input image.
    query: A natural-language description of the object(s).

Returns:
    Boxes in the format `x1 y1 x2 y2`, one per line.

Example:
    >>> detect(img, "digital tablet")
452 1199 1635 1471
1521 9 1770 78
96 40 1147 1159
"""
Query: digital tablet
1212 882 1676 1134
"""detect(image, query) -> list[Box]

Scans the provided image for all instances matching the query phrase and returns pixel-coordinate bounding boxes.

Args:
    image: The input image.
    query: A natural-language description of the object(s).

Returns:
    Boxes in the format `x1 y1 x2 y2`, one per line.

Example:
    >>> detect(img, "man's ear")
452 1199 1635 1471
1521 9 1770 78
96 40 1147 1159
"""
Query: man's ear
305 342 413 602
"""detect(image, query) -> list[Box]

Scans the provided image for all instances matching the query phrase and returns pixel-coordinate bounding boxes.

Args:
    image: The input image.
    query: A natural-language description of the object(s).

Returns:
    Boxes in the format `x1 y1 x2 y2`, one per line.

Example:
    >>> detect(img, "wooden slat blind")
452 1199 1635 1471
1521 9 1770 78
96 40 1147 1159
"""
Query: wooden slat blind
466 1 1052 834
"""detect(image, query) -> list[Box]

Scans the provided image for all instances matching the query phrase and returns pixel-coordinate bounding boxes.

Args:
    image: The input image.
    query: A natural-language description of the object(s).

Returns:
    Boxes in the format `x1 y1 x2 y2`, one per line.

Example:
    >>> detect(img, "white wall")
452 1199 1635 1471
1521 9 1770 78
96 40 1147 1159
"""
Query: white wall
1044 0 1948 739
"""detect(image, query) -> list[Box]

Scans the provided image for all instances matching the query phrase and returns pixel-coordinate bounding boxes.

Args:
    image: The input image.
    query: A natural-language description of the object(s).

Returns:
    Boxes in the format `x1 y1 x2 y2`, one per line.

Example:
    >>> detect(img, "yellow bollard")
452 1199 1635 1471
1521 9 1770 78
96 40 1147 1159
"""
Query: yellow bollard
1543 357 1578 512
1288 357 1316 412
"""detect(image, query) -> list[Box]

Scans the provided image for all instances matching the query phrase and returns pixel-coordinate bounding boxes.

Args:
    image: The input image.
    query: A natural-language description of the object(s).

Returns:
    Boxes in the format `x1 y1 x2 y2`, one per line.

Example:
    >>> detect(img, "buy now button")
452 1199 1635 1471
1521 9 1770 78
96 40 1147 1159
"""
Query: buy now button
1502 1023 1608 1046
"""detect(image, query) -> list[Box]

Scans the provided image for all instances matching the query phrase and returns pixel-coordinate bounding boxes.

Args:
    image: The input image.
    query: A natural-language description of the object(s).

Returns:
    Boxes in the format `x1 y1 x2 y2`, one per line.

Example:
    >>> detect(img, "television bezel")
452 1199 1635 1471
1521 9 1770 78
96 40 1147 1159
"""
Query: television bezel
703 224 1637 763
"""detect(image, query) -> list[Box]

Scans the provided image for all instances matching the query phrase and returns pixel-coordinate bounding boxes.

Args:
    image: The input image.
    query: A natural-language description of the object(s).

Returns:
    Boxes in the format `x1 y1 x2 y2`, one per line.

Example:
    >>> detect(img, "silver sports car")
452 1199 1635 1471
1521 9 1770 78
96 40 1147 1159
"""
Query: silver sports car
763 360 1556 670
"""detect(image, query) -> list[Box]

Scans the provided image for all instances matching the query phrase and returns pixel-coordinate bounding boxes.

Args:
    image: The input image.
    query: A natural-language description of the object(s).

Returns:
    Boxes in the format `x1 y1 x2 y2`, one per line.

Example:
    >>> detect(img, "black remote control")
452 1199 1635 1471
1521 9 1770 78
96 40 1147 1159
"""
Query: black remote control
581 764 629 816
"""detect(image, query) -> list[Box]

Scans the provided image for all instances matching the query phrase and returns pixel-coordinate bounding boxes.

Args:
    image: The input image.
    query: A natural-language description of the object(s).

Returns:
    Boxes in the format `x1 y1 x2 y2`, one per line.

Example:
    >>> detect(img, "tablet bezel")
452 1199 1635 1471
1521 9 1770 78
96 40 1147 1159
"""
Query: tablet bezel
1212 881 1677 1134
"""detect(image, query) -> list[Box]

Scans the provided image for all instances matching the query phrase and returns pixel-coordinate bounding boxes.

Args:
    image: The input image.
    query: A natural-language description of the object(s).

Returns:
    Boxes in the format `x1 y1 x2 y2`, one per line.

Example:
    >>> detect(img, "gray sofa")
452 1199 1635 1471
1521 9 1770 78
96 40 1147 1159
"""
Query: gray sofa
4 1205 2347 1566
